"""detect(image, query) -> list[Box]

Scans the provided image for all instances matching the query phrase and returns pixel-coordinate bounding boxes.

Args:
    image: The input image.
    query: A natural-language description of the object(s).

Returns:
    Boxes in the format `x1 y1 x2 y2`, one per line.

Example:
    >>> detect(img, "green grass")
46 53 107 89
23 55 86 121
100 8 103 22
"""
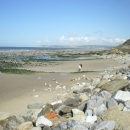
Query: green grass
0 68 37 74
72 70 96 73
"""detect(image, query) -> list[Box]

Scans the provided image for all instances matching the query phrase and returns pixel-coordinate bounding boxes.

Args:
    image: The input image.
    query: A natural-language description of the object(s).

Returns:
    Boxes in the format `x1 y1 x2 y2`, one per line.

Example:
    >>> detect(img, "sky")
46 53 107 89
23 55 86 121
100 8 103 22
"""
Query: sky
0 0 130 47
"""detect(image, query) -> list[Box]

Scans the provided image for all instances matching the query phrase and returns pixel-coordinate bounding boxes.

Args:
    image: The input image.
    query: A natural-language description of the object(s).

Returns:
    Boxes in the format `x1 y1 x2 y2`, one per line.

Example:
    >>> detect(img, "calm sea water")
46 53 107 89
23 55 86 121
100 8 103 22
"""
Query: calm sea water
0 47 74 52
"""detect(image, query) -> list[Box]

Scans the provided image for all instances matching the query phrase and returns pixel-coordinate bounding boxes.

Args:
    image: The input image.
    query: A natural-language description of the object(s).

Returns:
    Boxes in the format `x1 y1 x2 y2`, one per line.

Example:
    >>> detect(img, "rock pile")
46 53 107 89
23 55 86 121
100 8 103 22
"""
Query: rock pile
0 67 130 130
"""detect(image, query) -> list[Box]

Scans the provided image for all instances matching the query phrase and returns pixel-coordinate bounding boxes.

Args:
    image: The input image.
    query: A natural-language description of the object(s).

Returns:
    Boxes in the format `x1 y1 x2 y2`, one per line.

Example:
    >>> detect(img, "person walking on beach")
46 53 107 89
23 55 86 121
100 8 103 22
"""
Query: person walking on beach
78 64 82 71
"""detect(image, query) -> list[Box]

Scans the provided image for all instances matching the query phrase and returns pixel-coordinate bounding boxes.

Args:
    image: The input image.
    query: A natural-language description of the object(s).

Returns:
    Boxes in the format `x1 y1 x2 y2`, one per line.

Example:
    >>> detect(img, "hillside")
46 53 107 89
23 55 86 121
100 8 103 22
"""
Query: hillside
108 39 130 54
116 39 130 53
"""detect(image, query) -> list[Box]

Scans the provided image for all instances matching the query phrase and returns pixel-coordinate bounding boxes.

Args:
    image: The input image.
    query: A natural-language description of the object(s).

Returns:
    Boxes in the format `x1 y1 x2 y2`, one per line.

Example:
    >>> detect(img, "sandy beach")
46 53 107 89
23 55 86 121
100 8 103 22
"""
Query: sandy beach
0 58 125 115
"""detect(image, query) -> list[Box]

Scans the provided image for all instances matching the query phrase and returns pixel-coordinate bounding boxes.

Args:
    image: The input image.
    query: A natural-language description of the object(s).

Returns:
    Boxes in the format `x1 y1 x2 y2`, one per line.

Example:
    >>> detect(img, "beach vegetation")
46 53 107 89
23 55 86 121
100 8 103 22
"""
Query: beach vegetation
73 71 96 73
0 68 37 74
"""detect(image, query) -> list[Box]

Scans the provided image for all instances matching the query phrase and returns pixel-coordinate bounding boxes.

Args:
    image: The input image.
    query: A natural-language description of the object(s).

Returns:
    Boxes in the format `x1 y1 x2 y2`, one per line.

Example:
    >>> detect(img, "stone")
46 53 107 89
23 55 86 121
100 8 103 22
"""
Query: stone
114 124 130 130
60 93 76 102
108 103 124 111
94 104 107 116
72 125 88 130
98 90 112 99
31 127 42 130
72 109 85 117
70 115 86 123
95 120 115 130
53 122 67 130
86 95 106 110
60 106 73 115
85 109 92 116
114 90 130 102
27 103 44 109
36 116 53 127
55 105 65 114
5 116 21 129
0 112 10 121
17 121 33 130
79 93 89 102
101 110 130 125
82 88 92 93
22 110 36 122
96 80 109 88
101 79 130 94
107 98 118 108
63 97 81 107
38 103 53 117
77 101 87 111
86 115 97 124
43 125 52 130
125 100 130 109
67 120 80 129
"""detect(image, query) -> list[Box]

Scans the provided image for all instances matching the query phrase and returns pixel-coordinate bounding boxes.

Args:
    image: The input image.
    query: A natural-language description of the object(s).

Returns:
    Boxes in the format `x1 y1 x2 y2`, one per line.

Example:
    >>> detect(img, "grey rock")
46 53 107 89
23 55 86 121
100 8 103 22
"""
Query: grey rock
31 127 42 130
85 109 92 116
81 122 91 129
82 88 92 93
125 100 130 109
67 120 80 129
52 103 62 110
27 103 44 109
95 120 115 130
86 95 106 110
60 106 73 115
94 104 107 116
5 116 21 129
107 98 118 108
77 101 87 111
38 103 53 117
53 122 67 130
55 105 65 114
98 90 112 99
43 125 52 130
63 97 81 107
90 123 100 130
72 125 88 130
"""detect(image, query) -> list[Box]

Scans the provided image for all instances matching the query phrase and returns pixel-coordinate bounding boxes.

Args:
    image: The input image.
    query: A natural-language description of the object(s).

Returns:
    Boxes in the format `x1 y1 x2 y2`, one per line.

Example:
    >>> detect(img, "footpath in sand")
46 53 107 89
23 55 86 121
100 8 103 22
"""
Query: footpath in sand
0 58 125 115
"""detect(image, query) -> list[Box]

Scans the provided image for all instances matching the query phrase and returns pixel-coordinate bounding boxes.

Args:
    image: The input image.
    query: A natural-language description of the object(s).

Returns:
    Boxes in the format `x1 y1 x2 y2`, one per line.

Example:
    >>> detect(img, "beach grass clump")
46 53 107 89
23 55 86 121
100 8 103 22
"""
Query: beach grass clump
0 68 36 74
73 70 96 73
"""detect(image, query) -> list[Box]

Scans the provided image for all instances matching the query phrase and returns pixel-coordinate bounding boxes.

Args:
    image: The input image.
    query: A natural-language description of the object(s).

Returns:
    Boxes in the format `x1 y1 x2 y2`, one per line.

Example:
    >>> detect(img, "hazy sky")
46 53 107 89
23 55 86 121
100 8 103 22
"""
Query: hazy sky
0 0 130 47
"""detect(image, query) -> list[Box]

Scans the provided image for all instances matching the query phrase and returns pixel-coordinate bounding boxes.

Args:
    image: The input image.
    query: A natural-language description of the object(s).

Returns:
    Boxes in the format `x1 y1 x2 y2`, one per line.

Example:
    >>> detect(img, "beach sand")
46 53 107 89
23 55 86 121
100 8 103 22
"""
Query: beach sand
0 59 124 115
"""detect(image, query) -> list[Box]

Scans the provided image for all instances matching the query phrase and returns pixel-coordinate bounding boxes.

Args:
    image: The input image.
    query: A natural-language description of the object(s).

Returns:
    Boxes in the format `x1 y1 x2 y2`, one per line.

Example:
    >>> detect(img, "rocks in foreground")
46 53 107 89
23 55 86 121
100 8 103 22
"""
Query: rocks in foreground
0 67 130 130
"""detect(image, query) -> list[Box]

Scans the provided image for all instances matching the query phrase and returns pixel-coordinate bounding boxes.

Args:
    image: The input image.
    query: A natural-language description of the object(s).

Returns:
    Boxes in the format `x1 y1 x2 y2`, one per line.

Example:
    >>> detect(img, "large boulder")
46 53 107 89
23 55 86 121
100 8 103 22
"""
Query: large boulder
101 79 130 94
101 110 130 125
114 90 130 102
86 95 106 110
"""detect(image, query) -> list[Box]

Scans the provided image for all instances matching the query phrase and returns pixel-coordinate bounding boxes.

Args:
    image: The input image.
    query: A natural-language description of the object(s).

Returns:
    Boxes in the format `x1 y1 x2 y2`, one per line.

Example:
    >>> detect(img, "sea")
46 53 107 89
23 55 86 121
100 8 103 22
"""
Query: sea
0 47 70 52
0 46 112 52
0 46 105 60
